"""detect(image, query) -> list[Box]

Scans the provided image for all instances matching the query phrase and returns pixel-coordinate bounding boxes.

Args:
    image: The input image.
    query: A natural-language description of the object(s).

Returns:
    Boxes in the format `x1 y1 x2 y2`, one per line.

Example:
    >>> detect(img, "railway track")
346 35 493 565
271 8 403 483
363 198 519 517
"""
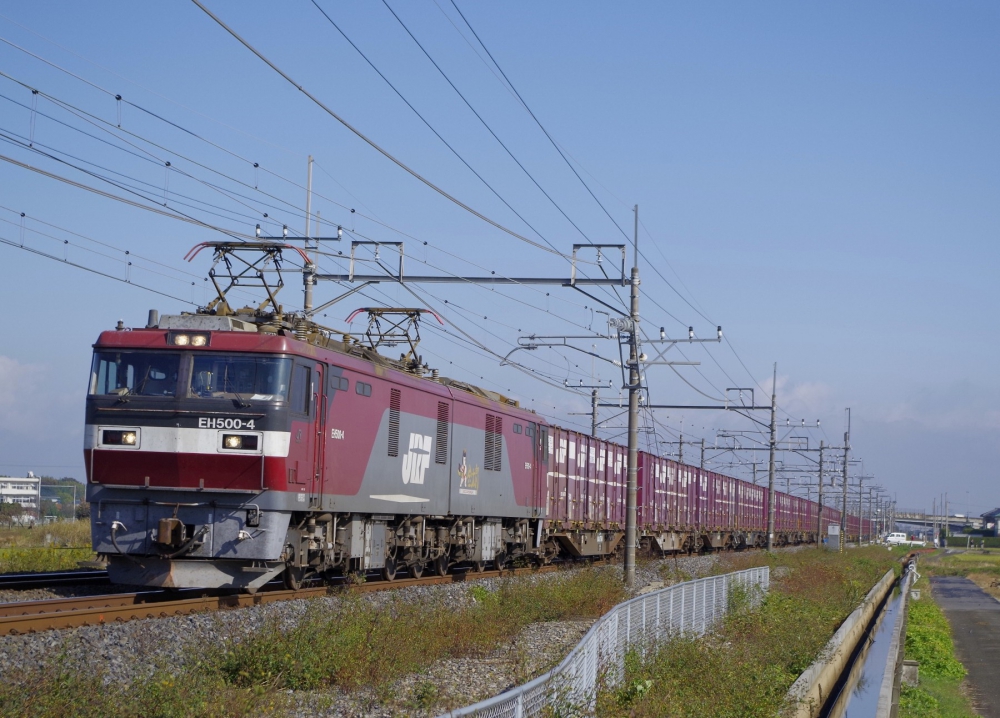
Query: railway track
0 564 560 636
0 569 109 591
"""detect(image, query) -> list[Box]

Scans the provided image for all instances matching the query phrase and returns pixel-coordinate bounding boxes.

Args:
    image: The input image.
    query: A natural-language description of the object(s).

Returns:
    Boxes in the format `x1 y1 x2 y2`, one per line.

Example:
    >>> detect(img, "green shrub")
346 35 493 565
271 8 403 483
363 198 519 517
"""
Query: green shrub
905 599 966 680
900 685 940 718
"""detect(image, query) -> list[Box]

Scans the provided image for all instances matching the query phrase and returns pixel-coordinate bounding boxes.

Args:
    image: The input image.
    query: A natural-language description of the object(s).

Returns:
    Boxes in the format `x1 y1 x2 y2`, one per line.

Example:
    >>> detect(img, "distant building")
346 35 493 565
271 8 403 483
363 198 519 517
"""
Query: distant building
0 472 40 511
980 508 1000 536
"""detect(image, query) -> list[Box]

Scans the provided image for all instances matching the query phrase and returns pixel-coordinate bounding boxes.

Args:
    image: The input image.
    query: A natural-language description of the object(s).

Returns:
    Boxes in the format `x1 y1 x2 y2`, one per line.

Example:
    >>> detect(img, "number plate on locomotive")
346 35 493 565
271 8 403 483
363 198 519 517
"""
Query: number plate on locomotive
198 417 256 430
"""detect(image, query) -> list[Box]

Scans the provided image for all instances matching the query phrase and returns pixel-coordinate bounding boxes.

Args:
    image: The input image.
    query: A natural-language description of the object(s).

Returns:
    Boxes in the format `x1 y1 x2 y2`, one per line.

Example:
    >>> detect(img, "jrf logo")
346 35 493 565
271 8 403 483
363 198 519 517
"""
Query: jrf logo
402 433 432 485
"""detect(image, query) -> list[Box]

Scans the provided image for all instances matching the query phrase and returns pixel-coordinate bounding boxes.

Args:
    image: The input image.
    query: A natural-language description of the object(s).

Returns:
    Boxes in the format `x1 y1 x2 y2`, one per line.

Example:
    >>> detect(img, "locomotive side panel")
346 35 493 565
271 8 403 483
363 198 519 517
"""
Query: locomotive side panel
319 363 382 499
326 379 449 515
448 397 536 519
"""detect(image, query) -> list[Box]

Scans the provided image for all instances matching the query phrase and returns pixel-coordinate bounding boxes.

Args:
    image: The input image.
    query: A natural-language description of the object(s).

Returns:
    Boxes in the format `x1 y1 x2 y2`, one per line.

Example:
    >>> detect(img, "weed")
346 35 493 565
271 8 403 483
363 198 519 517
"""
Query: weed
409 680 439 710
900 685 940 718
899 583 976 718
0 567 626 717
594 547 898 718
0 547 94 573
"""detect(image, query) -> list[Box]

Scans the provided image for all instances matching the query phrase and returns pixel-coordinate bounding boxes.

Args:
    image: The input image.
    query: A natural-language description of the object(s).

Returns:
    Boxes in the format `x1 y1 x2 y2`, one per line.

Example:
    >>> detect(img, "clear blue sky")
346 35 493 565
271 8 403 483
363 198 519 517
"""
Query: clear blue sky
0 2 996 516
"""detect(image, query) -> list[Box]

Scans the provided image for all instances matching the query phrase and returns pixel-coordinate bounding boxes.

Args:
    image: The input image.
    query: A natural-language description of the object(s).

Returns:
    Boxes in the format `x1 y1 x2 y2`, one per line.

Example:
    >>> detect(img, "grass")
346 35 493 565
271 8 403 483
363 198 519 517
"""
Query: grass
0 522 94 573
593 547 899 718
899 583 976 718
0 547 94 573
919 547 1000 599
0 521 91 548
0 566 626 717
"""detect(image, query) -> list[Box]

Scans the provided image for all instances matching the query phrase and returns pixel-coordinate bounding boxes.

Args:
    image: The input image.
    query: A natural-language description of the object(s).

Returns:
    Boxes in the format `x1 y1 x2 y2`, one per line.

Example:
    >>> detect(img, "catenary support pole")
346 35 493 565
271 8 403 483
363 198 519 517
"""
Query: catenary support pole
591 389 599 438
817 440 825 546
624 204 640 588
857 475 865 545
700 439 705 470
303 155 315 316
840 408 851 552
766 363 777 551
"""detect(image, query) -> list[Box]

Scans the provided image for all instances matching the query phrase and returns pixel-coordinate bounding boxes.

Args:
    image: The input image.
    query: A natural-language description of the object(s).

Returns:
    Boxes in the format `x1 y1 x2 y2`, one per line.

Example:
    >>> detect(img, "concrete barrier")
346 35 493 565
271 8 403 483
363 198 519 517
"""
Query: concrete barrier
784 568 896 717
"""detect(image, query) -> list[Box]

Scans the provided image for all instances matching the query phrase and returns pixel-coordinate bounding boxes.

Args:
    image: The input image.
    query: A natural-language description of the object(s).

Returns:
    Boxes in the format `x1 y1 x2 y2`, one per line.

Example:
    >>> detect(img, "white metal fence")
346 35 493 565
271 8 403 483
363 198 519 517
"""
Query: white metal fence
441 566 770 718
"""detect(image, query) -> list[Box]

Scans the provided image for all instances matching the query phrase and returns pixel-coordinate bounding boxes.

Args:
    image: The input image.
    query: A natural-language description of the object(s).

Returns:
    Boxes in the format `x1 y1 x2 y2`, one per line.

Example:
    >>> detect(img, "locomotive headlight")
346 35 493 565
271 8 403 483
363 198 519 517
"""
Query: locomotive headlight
100 427 140 448
221 434 260 451
169 332 209 346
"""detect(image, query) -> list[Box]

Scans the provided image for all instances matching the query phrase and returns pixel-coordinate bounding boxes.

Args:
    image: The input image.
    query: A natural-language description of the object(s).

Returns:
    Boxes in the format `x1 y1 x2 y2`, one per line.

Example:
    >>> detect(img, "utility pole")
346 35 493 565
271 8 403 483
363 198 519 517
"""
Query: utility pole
945 492 949 541
591 389 599 438
766 363 777 551
857 475 865 545
302 155 316 317
700 439 706 470
840 408 851 552
624 204 640 589
817 440 825 546
866 487 872 544
678 433 683 465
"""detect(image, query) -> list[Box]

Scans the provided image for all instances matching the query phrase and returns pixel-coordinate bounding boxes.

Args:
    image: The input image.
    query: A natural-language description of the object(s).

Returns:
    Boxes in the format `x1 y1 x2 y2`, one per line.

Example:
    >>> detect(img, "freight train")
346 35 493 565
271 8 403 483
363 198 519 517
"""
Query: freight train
85 305 869 592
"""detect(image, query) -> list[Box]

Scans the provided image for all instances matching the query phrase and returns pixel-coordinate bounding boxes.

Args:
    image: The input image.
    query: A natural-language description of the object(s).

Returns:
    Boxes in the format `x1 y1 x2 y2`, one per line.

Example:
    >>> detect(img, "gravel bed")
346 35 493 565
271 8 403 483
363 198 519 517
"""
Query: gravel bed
0 554 722 714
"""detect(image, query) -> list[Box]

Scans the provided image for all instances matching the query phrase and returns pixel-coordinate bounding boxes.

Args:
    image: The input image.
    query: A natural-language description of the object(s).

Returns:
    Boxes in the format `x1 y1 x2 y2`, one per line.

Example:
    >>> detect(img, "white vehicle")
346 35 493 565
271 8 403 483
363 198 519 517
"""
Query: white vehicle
886 532 926 547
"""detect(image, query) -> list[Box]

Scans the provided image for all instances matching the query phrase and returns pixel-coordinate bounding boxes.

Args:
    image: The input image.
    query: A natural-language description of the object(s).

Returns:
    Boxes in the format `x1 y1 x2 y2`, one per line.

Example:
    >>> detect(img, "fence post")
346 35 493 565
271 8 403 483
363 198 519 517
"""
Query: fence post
680 582 686 633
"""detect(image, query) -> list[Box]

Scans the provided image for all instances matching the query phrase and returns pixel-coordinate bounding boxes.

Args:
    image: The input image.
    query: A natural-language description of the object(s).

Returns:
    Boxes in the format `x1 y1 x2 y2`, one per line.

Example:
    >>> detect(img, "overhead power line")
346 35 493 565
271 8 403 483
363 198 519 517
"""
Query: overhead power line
448 0 630 243
190 0 573 260
308 0 561 256
378 0 595 245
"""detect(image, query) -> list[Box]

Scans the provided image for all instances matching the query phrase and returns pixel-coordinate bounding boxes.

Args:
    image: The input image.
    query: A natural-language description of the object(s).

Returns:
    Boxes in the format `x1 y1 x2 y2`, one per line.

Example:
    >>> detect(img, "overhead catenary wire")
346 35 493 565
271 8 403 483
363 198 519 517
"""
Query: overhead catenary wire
447 0 631 243
0 232 197 306
0 54 608 327
190 0 576 260
1 11 828 464
375 0 597 247
307 0 564 257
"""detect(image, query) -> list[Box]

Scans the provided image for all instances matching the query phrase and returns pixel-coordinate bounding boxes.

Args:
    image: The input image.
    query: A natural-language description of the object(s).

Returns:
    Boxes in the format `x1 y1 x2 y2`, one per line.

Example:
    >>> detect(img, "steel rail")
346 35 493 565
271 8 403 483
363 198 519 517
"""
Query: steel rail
0 569 109 591
0 564 560 635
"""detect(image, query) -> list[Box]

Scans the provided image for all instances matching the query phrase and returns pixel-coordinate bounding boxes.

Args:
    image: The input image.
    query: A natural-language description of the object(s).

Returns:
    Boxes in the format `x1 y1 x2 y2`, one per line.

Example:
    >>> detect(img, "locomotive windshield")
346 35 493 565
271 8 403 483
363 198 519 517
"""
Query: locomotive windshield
90 351 181 397
89 351 292 401
190 355 291 401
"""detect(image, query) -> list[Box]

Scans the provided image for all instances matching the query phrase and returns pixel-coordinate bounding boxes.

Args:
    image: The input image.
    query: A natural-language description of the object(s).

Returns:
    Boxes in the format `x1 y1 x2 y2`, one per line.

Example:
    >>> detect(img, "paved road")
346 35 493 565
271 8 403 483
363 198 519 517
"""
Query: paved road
931 576 1000 717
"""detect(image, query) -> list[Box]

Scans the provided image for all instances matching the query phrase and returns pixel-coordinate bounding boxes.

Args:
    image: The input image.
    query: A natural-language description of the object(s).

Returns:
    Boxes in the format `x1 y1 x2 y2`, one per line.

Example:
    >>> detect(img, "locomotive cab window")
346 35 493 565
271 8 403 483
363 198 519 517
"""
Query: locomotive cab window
356 381 372 397
90 351 181 397
289 365 311 415
189 355 291 402
513 423 522 434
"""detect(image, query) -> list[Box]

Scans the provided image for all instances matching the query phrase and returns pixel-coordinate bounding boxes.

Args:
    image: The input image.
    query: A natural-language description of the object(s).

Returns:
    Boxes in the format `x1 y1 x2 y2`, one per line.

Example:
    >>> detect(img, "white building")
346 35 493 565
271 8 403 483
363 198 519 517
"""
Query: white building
0 472 40 510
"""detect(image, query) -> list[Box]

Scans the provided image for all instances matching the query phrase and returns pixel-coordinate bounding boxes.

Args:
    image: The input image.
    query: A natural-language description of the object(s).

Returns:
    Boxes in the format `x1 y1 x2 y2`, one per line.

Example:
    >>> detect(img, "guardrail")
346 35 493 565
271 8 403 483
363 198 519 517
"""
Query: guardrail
441 566 770 718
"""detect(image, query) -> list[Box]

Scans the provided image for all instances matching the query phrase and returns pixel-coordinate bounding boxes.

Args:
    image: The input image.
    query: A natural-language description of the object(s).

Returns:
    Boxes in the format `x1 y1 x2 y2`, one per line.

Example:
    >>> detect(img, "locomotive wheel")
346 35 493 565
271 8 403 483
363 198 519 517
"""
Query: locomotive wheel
471 560 486 573
410 561 425 579
494 551 507 570
382 556 398 582
433 555 449 577
283 566 304 591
